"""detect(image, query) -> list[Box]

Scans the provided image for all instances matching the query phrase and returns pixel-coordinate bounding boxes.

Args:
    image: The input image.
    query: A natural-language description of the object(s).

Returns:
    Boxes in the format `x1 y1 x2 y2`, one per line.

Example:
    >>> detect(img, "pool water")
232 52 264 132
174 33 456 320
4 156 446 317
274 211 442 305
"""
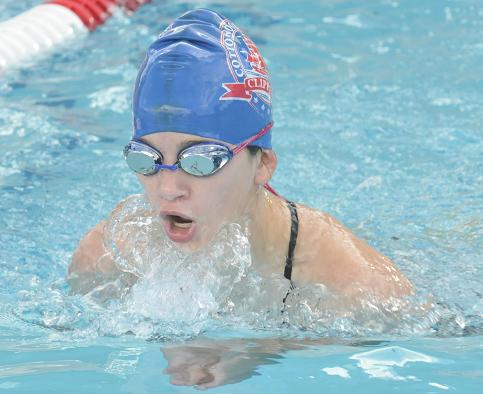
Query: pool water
1 0 482 392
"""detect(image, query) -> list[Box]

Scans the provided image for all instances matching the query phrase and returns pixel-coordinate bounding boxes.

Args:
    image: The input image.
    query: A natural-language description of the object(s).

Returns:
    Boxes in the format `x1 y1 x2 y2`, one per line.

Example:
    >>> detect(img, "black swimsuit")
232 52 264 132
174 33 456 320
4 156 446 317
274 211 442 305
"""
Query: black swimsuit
282 200 298 304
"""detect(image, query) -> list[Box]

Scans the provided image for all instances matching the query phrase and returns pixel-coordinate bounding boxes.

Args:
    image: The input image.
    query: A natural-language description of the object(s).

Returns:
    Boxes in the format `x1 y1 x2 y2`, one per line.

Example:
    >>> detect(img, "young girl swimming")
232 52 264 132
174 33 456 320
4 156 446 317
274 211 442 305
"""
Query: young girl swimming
68 8 413 303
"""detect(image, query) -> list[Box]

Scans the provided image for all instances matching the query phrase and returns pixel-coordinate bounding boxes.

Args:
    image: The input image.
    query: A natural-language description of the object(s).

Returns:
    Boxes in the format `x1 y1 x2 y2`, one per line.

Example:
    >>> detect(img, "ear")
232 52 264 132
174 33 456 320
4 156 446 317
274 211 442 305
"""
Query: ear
254 149 277 186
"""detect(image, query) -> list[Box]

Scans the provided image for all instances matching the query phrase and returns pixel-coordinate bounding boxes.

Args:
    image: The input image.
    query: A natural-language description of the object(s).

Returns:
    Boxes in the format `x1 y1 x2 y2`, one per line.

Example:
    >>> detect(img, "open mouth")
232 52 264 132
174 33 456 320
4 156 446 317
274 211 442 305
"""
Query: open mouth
161 212 196 243
167 214 193 229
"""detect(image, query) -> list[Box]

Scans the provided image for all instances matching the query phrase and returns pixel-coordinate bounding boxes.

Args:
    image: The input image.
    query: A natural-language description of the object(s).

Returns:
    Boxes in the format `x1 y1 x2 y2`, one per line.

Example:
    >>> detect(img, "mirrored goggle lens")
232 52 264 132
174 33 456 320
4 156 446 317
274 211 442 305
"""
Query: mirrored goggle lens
125 150 157 175
179 155 218 176
179 145 232 177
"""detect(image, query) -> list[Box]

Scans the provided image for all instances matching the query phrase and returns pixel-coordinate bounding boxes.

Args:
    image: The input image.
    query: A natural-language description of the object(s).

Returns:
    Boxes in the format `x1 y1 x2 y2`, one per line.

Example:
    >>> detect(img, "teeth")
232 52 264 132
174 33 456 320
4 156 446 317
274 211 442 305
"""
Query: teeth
173 221 192 229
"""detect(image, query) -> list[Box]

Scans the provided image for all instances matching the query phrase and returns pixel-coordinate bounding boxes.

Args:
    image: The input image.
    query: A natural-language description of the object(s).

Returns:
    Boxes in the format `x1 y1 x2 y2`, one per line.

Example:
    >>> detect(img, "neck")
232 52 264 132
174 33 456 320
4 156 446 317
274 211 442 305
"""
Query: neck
244 187 289 274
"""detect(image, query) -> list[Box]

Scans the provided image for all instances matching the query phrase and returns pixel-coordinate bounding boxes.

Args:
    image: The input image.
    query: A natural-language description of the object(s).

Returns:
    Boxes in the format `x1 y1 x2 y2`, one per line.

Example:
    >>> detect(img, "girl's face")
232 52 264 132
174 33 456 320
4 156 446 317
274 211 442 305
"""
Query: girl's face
137 132 261 251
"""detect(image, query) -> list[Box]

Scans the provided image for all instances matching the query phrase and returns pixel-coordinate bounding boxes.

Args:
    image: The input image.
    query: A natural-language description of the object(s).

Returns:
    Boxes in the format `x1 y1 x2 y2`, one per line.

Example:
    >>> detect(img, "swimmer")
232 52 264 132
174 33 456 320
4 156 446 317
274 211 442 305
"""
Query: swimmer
68 9 413 303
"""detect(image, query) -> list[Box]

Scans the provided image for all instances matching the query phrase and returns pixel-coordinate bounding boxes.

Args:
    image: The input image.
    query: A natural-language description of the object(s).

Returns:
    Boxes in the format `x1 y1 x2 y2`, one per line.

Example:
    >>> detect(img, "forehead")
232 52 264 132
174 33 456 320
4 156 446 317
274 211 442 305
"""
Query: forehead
141 131 235 150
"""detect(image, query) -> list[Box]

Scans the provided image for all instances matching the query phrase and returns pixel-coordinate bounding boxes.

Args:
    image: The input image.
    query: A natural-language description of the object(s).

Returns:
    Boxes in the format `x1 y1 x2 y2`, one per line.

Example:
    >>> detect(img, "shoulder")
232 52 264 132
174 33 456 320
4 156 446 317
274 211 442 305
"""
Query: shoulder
69 197 135 276
292 204 413 300
69 220 109 276
68 196 147 294
67 219 116 294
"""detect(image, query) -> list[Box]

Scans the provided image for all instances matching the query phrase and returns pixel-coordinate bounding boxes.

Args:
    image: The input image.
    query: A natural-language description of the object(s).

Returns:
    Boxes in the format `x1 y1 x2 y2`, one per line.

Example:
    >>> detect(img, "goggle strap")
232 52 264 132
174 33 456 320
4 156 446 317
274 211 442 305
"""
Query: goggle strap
231 122 280 197
232 122 273 155
263 183 280 197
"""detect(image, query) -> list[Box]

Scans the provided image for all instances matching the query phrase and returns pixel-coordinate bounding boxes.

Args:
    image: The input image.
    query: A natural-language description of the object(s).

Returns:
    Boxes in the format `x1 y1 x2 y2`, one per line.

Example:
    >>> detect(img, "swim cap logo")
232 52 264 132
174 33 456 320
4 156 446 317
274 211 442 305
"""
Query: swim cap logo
219 20 271 113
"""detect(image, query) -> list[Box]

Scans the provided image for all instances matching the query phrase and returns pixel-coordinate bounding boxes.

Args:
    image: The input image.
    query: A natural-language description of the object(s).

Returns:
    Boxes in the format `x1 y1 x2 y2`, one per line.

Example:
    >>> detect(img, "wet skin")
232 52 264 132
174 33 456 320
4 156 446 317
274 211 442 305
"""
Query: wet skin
68 131 413 302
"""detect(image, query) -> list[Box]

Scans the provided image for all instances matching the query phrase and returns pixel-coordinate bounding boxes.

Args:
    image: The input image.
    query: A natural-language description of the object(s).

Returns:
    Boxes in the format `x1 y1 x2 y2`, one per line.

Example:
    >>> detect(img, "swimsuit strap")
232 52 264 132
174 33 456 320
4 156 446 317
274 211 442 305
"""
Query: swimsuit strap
284 200 299 281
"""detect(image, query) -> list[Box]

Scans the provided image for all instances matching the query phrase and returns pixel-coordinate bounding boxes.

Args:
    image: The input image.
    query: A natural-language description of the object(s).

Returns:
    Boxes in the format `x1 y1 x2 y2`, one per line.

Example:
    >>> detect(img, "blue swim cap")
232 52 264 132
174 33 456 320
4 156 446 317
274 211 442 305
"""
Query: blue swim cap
132 9 272 148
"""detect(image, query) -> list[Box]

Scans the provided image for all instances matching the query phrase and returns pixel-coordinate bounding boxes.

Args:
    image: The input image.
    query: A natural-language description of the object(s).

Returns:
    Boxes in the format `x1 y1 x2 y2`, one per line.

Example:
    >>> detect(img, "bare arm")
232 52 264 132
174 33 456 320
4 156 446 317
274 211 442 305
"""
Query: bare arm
67 196 148 294
67 220 119 294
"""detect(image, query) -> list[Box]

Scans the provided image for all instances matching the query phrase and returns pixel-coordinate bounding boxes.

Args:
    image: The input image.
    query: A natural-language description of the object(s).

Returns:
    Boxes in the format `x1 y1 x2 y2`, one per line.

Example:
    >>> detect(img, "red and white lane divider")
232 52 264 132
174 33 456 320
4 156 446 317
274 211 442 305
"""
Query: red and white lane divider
0 0 150 74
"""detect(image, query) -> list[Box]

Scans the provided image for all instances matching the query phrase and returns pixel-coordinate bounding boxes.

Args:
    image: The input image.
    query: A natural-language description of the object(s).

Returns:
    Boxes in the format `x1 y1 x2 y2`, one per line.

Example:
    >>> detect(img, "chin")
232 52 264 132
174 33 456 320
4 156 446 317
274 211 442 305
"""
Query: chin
166 229 216 253
162 215 227 252
172 240 204 252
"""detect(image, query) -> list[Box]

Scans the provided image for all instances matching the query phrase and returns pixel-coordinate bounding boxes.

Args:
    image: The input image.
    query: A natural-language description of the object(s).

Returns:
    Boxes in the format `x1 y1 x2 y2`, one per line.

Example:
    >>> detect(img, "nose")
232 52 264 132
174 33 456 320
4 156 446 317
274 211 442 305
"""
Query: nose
147 168 189 202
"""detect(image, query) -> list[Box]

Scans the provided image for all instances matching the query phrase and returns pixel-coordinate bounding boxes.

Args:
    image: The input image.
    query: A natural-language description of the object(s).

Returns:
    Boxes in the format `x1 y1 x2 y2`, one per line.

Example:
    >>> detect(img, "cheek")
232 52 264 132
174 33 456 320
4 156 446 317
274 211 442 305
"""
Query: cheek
136 175 159 209
192 178 230 219
198 161 254 222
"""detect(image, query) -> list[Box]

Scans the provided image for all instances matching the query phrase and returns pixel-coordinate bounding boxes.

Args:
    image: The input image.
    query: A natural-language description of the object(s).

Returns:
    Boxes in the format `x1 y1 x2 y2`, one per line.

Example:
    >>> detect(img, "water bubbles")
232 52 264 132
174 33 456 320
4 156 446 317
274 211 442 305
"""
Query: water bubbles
88 194 287 338
8 193 481 341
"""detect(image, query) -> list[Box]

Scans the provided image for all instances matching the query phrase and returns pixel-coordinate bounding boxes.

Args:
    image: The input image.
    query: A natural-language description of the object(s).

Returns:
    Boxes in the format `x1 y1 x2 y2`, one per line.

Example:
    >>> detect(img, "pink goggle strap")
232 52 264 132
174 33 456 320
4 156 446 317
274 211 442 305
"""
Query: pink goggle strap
231 122 281 198
232 122 273 155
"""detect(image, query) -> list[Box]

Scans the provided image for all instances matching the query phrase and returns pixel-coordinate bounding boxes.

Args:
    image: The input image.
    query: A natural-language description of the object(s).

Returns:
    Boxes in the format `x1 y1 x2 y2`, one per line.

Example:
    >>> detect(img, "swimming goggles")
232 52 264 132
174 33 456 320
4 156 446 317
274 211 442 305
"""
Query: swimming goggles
123 123 273 177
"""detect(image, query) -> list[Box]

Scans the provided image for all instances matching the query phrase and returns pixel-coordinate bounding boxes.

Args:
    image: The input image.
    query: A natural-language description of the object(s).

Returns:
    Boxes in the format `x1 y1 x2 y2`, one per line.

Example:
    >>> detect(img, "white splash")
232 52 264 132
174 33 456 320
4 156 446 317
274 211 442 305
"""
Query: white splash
98 194 287 337
88 85 129 113
354 176 383 192
350 346 437 381
76 194 444 338
322 367 351 379
444 7 453 22
429 382 449 390
431 97 463 106
322 14 365 28
331 53 360 63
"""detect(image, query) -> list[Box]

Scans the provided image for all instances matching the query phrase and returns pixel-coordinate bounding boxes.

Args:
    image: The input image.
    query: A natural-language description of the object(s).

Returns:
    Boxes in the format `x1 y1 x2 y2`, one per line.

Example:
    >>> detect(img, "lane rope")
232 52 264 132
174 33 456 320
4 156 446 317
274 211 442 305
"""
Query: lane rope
0 0 151 73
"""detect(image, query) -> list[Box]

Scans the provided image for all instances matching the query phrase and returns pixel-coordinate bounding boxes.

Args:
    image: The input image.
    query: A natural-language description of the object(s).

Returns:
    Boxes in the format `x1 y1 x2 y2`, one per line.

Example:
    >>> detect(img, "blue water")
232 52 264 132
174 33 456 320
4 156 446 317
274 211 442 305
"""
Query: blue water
1 0 482 392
